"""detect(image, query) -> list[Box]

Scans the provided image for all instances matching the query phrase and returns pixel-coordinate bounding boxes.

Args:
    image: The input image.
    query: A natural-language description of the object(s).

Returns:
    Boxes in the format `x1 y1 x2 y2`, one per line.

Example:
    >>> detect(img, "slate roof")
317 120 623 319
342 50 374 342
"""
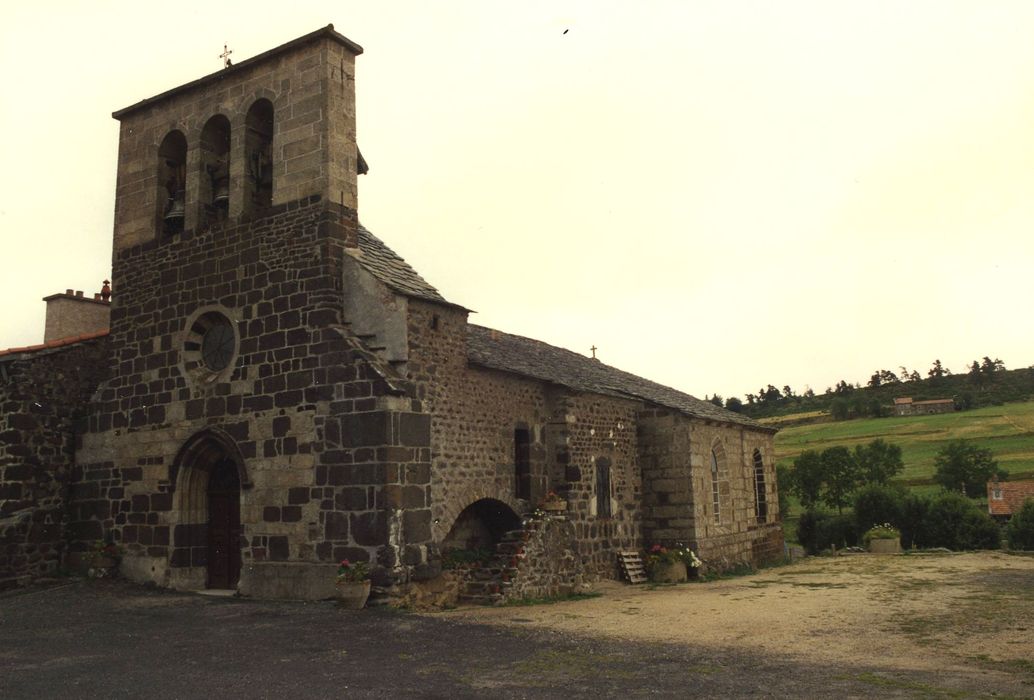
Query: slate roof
467 324 772 432
353 225 459 307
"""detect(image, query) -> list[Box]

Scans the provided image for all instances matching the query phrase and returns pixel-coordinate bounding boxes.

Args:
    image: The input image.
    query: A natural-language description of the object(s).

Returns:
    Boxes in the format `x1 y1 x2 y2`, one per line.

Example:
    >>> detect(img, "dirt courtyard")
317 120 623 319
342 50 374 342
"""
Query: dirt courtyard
444 551 1034 696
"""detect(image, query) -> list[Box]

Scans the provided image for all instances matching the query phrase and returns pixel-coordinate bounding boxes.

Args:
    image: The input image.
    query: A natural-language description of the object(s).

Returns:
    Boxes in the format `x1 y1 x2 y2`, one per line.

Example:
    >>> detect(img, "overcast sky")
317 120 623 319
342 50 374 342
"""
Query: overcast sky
1 1 1032 401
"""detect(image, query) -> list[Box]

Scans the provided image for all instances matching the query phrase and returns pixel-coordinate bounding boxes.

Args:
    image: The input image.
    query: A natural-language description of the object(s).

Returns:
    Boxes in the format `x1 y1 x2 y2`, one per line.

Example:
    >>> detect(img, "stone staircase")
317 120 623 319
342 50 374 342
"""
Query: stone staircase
457 528 527 606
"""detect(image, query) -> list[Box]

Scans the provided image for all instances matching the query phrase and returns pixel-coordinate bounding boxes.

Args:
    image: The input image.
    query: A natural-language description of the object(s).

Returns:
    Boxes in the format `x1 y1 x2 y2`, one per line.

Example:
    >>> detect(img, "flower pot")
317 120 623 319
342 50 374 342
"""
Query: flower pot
336 580 371 609
540 501 566 513
868 537 901 554
650 561 687 583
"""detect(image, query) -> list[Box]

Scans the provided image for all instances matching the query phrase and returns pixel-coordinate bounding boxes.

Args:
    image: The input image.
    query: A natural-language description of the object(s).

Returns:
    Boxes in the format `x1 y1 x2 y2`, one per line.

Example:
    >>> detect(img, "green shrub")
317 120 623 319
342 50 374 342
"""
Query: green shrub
1006 499 1034 550
853 484 905 534
899 492 929 549
924 492 1000 550
796 510 858 554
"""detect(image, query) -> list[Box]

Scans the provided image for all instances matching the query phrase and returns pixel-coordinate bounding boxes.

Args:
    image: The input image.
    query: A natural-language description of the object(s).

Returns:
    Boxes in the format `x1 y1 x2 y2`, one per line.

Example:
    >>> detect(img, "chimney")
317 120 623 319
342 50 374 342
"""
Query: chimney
42 281 112 342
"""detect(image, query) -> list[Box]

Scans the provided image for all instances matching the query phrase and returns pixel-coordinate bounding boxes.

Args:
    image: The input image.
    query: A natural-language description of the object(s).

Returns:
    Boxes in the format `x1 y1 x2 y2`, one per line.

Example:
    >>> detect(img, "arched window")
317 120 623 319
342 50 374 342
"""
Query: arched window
245 99 274 213
710 449 721 524
596 457 612 518
157 130 187 235
753 449 768 523
200 115 231 224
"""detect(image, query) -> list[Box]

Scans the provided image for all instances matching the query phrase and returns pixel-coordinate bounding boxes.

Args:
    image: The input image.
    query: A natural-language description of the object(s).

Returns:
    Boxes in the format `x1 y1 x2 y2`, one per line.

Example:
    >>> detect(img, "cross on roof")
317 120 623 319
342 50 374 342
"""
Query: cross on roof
220 43 233 68
591 345 597 359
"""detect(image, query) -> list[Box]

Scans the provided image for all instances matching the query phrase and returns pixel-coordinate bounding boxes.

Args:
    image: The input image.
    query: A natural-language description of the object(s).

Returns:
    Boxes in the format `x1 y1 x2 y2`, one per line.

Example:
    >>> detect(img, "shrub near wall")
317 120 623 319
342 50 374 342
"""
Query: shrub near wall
1006 499 1034 550
923 492 1000 551
796 511 858 554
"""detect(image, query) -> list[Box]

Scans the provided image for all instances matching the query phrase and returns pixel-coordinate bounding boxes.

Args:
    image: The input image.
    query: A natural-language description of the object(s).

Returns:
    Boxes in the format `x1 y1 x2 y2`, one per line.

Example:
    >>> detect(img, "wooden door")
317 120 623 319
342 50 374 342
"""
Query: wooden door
207 460 241 589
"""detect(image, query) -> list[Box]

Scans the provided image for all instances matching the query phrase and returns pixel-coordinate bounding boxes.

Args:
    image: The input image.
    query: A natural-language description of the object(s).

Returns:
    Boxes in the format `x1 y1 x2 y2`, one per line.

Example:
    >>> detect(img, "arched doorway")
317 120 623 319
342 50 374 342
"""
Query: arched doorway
442 499 522 554
171 429 249 590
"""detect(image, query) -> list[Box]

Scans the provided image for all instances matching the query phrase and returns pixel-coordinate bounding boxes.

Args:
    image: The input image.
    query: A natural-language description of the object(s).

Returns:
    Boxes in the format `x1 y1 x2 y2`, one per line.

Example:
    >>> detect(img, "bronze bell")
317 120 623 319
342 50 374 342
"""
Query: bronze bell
165 190 185 221
213 177 230 207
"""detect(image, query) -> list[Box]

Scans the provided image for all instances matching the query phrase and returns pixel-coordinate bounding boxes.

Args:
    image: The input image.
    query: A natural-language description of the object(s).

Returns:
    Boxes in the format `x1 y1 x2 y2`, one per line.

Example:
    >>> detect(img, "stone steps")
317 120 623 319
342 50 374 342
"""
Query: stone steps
457 527 527 606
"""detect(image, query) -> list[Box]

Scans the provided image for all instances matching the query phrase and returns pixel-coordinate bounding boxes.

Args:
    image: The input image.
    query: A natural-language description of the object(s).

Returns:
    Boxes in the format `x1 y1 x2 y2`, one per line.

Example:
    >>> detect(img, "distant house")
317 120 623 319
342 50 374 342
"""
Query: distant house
987 479 1034 522
893 397 954 416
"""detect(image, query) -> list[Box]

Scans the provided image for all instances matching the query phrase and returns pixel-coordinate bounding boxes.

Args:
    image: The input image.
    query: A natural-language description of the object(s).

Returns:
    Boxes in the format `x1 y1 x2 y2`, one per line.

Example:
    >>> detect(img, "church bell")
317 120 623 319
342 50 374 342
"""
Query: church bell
165 190 185 221
213 177 230 207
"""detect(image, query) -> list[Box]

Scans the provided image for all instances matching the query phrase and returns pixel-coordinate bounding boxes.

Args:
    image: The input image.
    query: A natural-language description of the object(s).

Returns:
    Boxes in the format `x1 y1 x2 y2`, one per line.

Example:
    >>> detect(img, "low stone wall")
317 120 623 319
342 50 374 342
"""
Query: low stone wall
507 514 583 600
0 509 62 590
237 561 341 600
695 522 784 573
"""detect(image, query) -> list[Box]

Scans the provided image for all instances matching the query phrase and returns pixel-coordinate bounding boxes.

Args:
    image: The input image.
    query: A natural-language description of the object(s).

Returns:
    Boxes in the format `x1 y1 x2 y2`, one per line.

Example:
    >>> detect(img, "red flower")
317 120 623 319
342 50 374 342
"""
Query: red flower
340 559 350 567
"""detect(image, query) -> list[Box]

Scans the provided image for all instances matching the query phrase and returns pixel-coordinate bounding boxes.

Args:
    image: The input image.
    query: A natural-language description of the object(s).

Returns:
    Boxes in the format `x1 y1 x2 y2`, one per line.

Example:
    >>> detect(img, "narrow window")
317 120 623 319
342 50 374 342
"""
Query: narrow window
157 130 187 235
514 428 531 500
596 457 612 518
244 99 274 213
753 449 768 523
200 115 231 224
710 450 721 524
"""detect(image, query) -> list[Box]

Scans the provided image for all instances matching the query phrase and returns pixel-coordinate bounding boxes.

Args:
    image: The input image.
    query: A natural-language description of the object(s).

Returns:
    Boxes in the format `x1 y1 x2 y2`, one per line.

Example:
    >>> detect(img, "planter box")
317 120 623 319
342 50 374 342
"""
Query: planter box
868 537 901 554
650 561 687 583
336 580 371 609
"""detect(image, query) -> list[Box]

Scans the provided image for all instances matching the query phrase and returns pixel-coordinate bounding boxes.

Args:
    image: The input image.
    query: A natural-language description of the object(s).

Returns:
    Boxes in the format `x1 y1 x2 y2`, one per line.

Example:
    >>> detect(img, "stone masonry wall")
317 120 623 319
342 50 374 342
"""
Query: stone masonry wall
0 338 109 589
639 409 782 571
73 196 431 593
405 301 642 582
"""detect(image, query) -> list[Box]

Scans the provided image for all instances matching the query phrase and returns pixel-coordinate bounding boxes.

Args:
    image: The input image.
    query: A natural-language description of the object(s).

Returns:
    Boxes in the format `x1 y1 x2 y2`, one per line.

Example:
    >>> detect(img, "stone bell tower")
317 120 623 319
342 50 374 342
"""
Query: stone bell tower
110 25 363 252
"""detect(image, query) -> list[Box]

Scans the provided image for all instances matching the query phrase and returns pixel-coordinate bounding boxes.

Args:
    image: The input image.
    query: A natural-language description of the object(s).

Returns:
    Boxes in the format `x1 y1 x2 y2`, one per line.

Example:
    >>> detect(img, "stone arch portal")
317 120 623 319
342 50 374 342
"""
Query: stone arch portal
441 499 522 555
170 429 249 590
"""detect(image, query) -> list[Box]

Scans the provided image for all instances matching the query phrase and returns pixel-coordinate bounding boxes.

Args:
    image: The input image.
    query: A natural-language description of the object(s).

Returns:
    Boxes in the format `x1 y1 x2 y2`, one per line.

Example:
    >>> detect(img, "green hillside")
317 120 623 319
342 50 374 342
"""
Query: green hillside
774 400 1034 489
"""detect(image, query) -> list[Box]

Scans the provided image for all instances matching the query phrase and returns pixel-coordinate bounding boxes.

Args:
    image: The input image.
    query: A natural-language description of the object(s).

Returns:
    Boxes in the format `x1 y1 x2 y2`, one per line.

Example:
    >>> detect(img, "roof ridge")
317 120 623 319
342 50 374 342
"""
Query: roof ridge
0 329 110 359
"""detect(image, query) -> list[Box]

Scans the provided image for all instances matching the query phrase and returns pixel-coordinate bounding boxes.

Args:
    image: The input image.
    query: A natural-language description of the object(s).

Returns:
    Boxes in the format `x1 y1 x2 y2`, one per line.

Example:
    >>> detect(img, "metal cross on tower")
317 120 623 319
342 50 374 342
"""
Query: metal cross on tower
591 345 598 359
220 43 233 68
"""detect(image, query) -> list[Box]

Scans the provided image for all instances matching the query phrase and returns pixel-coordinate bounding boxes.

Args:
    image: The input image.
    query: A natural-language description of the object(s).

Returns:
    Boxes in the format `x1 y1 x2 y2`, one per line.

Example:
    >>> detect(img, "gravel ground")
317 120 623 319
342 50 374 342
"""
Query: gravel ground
1 552 1032 698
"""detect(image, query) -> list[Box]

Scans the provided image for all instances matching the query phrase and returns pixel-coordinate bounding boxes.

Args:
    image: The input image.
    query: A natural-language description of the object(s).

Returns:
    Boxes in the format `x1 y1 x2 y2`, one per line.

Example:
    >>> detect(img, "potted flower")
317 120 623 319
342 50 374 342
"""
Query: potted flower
645 543 702 583
538 490 567 513
863 523 901 554
87 540 121 577
335 559 371 609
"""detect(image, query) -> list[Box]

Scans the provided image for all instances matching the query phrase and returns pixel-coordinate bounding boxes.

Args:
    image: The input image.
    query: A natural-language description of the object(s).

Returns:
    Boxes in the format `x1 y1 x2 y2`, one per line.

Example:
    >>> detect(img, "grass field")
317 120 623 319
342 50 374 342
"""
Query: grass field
774 400 1034 487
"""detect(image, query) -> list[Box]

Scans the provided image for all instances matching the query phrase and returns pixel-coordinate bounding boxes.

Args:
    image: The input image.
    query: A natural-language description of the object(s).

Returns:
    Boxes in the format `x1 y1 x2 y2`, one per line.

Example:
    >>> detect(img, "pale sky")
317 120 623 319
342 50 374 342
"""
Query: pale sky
1 1 1032 401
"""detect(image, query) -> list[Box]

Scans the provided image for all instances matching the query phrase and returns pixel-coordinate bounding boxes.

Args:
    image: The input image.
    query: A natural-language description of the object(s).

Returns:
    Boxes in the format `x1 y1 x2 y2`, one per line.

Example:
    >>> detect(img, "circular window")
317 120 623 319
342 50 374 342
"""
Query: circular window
182 310 238 384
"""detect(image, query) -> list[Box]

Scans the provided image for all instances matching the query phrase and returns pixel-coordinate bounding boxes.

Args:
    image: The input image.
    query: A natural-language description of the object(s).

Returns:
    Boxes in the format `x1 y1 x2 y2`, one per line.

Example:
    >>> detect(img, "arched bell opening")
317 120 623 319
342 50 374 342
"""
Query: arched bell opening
441 499 522 562
199 114 231 225
157 130 187 235
244 99 274 214
170 429 249 590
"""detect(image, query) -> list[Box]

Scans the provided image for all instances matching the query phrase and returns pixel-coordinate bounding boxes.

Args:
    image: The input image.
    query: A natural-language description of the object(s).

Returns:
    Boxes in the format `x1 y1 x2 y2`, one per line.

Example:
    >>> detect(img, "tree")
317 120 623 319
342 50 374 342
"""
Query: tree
708 394 723 407
834 380 853 395
853 438 904 485
928 359 946 380
933 439 1006 497
791 450 825 510
782 385 794 400
829 397 850 421
968 360 982 385
1006 499 1034 550
725 396 743 413
821 446 861 514
868 372 882 389
909 370 921 383
803 387 815 399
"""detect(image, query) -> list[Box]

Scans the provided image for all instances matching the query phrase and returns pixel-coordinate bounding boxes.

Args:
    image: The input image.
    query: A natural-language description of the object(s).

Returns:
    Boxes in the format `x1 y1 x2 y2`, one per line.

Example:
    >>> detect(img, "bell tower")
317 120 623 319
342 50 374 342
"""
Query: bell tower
110 25 363 252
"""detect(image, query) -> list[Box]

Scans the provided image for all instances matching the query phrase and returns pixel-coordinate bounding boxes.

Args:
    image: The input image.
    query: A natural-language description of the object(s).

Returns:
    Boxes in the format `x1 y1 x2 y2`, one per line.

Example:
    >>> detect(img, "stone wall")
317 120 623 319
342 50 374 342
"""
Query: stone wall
73 195 433 595
639 409 782 572
405 301 642 583
0 338 109 589
506 514 582 600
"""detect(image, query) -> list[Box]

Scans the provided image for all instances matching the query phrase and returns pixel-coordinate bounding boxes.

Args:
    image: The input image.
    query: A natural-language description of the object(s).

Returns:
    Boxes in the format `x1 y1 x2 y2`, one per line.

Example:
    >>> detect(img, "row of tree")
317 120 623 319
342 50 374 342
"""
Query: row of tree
784 438 1006 513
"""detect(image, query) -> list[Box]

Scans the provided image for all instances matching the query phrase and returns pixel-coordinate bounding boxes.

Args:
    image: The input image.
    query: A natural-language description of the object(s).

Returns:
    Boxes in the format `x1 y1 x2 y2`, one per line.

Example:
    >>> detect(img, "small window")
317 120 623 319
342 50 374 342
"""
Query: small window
596 457 612 518
753 449 768 523
992 488 1003 500
514 428 531 500
710 450 721 524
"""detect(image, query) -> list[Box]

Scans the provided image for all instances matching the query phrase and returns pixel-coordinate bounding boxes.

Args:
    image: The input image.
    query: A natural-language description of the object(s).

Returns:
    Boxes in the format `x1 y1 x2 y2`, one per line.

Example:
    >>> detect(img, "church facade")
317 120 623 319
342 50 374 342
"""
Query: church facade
0 26 781 598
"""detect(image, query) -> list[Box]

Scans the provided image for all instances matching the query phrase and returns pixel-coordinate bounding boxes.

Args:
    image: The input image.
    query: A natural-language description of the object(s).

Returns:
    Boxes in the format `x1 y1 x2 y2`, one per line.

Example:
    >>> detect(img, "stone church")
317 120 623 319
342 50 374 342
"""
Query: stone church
0 26 782 599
